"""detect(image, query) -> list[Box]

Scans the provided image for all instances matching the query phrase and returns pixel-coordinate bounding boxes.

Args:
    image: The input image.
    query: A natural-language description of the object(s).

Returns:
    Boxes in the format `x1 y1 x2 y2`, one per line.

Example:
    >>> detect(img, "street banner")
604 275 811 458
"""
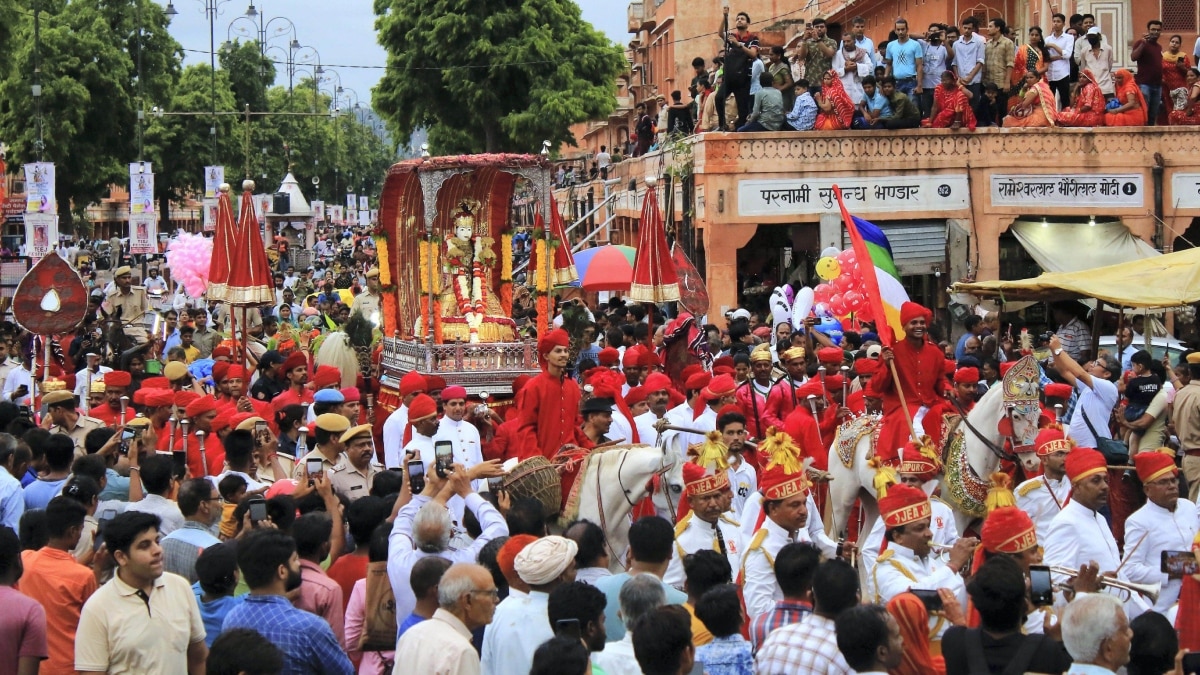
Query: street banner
130 213 157 254
255 194 272 224
203 198 218 232
347 208 357 224
369 209 378 223
358 209 370 226
129 163 154 215
24 212 57 259
204 166 224 198
312 200 325 221
330 205 343 224
346 193 356 210
23 162 55 213
358 195 368 211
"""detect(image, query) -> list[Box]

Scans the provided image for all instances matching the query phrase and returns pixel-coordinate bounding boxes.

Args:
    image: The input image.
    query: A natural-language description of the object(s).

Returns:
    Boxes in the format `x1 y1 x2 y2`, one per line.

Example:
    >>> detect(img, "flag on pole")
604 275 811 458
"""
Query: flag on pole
833 185 909 345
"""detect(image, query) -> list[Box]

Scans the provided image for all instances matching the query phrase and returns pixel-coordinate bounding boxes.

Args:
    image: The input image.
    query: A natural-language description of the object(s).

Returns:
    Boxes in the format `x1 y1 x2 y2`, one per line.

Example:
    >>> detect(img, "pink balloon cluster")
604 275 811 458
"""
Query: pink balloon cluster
812 249 874 321
166 232 214 298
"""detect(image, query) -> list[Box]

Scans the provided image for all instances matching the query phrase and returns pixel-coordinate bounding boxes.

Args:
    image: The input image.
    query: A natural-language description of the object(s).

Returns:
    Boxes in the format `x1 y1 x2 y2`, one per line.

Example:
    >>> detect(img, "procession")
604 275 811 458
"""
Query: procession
2 1 1200 675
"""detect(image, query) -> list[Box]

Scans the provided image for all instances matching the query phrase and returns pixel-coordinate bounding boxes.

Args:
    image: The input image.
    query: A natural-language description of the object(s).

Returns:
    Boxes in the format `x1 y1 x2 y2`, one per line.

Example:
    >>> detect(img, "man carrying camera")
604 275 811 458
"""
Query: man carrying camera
715 8 760 131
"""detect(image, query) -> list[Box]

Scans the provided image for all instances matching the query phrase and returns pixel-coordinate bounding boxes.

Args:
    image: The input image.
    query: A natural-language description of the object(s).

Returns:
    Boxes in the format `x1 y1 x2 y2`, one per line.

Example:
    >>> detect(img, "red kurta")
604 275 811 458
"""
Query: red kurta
869 338 948 464
516 371 586 459
271 388 315 411
735 380 771 440
88 403 120 427
182 430 225 478
763 378 804 433
782 406 828 471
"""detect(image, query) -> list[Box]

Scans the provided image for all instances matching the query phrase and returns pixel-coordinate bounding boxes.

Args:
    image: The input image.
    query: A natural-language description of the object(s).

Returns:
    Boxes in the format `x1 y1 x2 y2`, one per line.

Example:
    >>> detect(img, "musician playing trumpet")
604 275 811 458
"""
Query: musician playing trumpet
1122 448 1199 617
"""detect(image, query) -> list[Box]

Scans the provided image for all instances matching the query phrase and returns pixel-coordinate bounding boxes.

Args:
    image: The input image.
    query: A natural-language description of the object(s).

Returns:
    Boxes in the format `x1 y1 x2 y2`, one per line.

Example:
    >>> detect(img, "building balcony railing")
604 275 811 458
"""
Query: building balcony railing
627 2 644 33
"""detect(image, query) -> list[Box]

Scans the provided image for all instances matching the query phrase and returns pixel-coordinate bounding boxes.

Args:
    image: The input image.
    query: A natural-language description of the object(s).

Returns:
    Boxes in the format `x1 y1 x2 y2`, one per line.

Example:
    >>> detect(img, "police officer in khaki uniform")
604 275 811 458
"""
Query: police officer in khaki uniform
293 412 350 479
329 424 383 502
102 266 150 343
44 389 107 457
350 268 382 324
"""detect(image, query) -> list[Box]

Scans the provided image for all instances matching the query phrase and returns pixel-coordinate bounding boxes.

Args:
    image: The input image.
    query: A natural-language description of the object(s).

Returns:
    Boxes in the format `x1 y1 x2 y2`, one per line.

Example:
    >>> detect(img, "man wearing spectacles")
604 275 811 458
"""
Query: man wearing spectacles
161 478 223 583
1122 450 1198 613
395 562 499 675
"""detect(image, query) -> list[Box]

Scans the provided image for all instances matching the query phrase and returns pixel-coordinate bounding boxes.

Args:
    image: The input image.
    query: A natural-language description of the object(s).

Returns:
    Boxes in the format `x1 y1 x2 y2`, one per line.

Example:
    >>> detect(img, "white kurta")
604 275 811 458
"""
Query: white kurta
607 404 636 444
1123 498 1199 613
872 542 967 639
434 416 484 471
381 403 409 469
664 511 744 589
740 516 810 620
1042 499 1149 616
634 410 664 447
738 491 837 558
1016 474 1071 543
480 591 554 675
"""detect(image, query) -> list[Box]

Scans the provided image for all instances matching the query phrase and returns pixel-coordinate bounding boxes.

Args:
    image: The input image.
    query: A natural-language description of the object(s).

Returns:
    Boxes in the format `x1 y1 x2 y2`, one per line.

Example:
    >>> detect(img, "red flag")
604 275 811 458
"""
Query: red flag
834 185 893 346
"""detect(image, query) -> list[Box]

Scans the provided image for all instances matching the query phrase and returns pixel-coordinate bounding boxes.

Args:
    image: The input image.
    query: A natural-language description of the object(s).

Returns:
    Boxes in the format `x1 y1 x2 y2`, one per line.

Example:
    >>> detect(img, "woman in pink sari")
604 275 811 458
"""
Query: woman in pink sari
1003 71 1057 127
1058 69 1106 127
1106 69 1147 126
814 69 855 130
927 70 977 130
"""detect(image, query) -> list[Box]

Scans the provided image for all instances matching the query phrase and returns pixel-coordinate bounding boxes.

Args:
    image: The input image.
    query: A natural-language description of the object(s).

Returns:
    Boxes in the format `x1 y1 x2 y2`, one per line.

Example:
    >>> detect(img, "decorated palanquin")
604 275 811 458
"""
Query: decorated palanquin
373 154 558 407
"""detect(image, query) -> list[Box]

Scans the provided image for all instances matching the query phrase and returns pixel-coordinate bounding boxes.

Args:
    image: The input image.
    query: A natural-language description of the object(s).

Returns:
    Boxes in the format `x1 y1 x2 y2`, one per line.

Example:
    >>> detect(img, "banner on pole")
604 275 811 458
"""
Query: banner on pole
346 193 357 210
203 199 218 232
130 213 157 254
347 208 358 225
311 200 325 221
358 195 368 211
23 162 55 214
358 209 370 226
255 194 272 224
203 166 224 199
25 212 57 259
129 163 154 215
369 209 378 223
330 205 343 224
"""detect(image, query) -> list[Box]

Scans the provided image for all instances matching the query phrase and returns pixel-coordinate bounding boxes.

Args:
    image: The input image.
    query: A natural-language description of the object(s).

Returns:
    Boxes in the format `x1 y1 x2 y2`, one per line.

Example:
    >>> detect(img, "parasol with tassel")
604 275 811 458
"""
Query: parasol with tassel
207 180 275 366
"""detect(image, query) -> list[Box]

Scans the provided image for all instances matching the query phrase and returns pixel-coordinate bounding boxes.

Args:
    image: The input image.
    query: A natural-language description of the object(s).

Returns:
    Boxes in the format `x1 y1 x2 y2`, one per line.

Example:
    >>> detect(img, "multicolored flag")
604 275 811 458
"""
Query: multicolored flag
833 185 910 345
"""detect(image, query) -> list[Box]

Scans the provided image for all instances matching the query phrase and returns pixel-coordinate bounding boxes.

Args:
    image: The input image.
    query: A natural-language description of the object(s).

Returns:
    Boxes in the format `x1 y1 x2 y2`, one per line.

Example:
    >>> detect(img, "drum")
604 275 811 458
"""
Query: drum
503 456 562 516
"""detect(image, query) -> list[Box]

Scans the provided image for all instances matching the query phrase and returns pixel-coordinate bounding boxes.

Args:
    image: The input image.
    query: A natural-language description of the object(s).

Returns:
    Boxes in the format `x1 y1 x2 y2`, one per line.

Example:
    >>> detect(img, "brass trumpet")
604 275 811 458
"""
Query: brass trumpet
1048 566 1160 603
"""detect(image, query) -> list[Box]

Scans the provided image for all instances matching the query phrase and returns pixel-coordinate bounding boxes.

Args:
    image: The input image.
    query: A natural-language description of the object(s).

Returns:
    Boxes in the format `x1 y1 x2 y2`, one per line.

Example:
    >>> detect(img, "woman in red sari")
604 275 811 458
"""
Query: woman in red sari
1163 35 1194 123
1106 69 1147 126
1058 69 1107 127
814 69 855 130
887 593 946 675
927 70 977 130
1169 68 1200 125
1003 71 1058 127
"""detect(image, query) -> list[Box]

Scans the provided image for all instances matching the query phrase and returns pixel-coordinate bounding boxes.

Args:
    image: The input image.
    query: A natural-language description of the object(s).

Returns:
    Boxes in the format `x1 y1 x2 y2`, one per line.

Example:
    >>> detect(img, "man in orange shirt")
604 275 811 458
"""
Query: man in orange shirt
18 496 99 675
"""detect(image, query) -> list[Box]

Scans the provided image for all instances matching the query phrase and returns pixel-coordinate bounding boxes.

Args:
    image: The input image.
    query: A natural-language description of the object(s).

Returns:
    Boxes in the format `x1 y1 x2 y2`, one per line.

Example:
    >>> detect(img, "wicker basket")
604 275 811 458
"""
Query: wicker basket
503 456 562 516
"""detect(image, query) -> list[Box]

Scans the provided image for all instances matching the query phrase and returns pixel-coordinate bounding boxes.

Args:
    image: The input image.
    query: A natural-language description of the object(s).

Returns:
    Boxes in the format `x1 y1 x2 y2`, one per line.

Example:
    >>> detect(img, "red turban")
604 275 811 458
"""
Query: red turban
943 359 957 376
282 351 308 374
103 371 132 388
1034 428 1072 457
225 365 247 381
1044 382 1073 400
1065 447 1107 484
717 403 744 418
624 386 647 406
898 447 940 482
759 464 810 502
403 393 439 445
684 372 711 392
140 376 170 389
638 350 660 369
145 389 176 408
497 534 539 585
441 386 467 402
598 347 620 366
879 484 931 529
999 362 1016 377
980 506 1038 554
855 358 881 376
426 376 447 392
1134 448 1177 483
954 367 980 385
643 373 673 393
824 373 845 393
694 374 737 419
795 380 824 400
175 391 201 409
399 371 427 397
184 396 218 418
210 410 234 434
312 366 341 389
212 346 233 360
713 356 735 370
622 346 642 368
538 329 570 358
817 347 844 365
899 301 931 326
211 362 230 384
340 387 361 403
713 365 735 376
683 463 730 497
132 389 148 406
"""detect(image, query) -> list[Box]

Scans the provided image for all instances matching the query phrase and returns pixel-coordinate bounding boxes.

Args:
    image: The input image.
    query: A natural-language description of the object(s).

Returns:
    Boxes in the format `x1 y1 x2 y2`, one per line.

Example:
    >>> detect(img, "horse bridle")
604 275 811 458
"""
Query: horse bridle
947 395 1018 462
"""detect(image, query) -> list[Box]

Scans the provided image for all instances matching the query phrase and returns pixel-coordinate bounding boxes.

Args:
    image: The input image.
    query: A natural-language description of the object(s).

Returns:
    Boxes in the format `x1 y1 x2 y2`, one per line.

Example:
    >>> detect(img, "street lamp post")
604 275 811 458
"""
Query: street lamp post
165 0 233 163
226 3 297 82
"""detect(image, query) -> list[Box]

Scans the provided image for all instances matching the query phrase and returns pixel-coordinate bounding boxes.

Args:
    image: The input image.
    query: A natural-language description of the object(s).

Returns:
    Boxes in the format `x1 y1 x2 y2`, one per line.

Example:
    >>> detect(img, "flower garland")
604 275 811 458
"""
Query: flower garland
373 234 392 287
418 240 441 294
499 234 514 316
534 238 548 294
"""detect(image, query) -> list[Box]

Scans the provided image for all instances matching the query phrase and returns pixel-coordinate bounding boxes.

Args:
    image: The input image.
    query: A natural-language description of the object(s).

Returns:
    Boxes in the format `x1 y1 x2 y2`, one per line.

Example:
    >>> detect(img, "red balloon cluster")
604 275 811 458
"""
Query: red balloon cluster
812 249 874 321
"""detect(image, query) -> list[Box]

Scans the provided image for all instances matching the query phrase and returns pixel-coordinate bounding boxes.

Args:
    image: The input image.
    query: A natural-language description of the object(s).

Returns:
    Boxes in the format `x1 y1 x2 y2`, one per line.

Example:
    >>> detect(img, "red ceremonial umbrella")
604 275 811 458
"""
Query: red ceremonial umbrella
629 177 680 303
207 180 275 366
574 245 636 291
548 194 578 286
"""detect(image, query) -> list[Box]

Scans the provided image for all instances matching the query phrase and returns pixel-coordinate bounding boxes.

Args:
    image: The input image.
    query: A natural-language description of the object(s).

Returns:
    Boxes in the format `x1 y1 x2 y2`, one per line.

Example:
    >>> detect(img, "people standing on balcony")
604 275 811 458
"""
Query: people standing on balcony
879 76 923 129
768 46 795 113
715 8 760 132
1058 69 1108 127
1045 13 1076 109
1013 27 1053 95
1078 27 1115 99
655 95 670 147
953 17 986 104
1107 69 1149 127
666 91 696 138
1169 68 1200 125
814 70 856 131
784 79 819 132
927 70 978 130
1003 72 1058 128
801 19 837 97
983 18 1015 107
833 32 872 105
1163 35 1193 116
738 73 786 133
850 17 877 67
1131 20 1164 125
918 25 950 118
884 19 924 99
633 103 654 156
1072 14 1109 67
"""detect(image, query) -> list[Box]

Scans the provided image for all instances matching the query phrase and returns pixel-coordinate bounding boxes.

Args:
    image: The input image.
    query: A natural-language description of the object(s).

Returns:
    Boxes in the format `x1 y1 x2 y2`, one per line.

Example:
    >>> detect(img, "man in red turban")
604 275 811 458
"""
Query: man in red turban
270 351 314 411
87 370 133 426
870 302 948 467
214 363 272 424
516 329 585 459
1124 449 1197 614
382 371 427 468
181 396 226 477
1043 448 1129 596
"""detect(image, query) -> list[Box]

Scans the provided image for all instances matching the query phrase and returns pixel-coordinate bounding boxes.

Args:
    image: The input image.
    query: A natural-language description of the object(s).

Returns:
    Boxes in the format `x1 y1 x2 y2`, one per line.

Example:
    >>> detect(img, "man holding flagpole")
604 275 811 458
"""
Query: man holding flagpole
871 303 949 467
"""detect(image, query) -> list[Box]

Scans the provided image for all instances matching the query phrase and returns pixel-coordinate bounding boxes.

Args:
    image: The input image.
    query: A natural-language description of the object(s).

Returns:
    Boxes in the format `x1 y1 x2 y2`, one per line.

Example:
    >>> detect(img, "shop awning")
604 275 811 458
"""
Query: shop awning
951 247 1200 309
1009 220 1159 273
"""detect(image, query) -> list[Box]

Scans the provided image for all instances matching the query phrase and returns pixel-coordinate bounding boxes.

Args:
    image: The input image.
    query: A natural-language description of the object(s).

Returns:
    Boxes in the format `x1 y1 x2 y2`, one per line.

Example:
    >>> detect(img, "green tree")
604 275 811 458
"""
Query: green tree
219 39 275 113
373 0 625 154
0 0 181 231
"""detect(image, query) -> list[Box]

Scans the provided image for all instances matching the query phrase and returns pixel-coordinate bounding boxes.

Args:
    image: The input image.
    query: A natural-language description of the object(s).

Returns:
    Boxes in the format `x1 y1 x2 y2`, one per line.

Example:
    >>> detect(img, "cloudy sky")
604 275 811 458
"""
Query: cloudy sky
158 0 631 110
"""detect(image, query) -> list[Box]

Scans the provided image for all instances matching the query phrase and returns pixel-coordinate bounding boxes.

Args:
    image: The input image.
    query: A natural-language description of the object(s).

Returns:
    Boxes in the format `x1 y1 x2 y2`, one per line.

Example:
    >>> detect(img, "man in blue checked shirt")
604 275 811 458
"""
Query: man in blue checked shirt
222 529 354 675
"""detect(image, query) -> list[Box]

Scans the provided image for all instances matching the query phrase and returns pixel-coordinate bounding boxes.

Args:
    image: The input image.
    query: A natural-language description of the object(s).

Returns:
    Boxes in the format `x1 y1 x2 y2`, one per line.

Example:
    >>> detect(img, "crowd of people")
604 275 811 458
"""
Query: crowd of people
621 10 1199 152
0 251 1197 675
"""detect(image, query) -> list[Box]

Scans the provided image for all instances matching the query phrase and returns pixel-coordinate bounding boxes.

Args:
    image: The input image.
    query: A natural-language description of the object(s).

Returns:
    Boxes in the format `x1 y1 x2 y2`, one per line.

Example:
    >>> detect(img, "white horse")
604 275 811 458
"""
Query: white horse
827 383 1043 544
571 442 685 571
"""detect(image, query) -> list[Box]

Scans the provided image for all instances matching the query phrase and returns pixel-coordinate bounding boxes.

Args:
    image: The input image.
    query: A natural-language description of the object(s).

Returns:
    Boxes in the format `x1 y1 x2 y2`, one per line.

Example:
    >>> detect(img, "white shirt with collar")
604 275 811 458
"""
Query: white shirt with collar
209 469 268 493
481 590 554 675
664 510 743 589
741 515 804 619
1123 496 1199 613
1045 30 1076 82
1016 473 1072 542
738 491 837 558
861 496 959 599
73 366 113 404
1043 498 1146 615
665 406 718 460
2 366 33 406
727 455 757 517
433 416 483 472
872 541 966 639
381 403 409 469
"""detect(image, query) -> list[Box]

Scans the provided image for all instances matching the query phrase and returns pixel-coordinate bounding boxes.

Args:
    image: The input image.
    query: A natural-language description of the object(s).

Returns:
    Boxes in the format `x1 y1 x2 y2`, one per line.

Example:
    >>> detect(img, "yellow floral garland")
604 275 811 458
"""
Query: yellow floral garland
374 234 391 287
418 240 441 294
534 238 547 294
500 234 513 282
